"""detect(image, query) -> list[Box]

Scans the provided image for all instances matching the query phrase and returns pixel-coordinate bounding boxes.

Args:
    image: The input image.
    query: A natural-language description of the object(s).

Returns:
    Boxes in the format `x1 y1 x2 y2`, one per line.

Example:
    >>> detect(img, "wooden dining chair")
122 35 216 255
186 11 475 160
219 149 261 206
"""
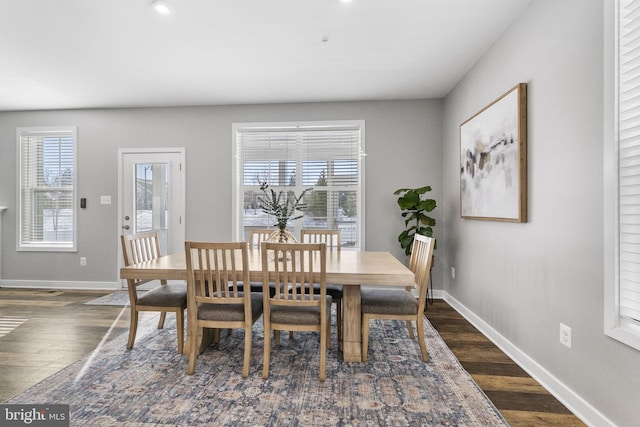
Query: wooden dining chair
300 229 343 341
249 228 277 247
184 241 263 377
261 242 331 381
242 229 278 297
360 233 435 362
120 231 187 353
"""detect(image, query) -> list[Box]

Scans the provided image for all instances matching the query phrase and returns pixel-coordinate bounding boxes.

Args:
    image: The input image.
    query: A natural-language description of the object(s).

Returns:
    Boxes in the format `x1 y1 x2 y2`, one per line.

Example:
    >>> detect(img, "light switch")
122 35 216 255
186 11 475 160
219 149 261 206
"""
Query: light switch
100 195 111 205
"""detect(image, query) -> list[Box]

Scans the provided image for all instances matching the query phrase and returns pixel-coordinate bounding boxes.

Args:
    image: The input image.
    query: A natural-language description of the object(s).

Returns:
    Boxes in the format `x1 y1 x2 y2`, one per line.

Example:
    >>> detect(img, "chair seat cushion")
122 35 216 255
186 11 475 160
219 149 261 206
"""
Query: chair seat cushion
138 283 187 308
361 289 417 315
198 292 263 322
270 296 332 325
294 284 343 300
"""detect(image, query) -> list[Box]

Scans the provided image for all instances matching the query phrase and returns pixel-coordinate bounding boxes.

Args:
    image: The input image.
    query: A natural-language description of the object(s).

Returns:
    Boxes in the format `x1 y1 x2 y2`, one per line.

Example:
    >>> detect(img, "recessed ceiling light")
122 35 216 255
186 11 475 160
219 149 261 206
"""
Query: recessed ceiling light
340 0 353 4
151 0 172 15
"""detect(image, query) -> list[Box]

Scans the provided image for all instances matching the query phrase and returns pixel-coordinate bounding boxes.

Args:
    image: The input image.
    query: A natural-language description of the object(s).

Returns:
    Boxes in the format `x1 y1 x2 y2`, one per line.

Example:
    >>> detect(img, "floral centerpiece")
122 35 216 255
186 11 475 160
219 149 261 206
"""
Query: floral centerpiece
257 182 313 243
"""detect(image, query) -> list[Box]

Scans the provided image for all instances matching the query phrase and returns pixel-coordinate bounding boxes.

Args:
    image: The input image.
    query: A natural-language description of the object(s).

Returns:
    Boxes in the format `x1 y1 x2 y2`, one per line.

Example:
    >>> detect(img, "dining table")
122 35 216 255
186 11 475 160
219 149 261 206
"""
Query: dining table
120 248 415 362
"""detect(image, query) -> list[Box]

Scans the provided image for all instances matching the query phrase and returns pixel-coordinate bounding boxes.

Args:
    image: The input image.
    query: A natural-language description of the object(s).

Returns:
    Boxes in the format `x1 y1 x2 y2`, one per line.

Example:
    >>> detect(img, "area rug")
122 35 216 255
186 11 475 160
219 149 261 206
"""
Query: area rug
5 313 508 426
84 291 135 306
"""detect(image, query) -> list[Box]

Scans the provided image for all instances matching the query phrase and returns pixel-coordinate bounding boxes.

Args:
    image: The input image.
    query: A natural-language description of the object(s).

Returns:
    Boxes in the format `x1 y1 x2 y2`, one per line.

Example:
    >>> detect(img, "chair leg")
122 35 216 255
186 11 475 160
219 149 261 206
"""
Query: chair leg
289 331 294 339
127 309 139 349
263 321 271 379
187 326 200 375
406 320 415 339
176 308 184 354
320 321 327 382
416 317 428 362
199 328 212 354
362 314 370 361
326 319 331 350
158 312 167 329
275 330 281 346
336 299 343 342
242 327 251 377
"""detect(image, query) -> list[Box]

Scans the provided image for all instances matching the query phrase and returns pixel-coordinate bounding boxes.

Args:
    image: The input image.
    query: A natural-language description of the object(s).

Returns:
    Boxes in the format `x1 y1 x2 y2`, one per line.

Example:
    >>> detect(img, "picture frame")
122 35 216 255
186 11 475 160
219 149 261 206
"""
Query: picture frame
460 83 527 222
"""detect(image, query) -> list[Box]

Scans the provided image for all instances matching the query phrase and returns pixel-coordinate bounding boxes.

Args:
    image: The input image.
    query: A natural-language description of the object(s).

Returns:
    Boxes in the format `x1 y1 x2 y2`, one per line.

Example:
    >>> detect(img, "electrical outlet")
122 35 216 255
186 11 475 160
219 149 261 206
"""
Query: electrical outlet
80 257 87 266
560 323 571 348
450 267 456 279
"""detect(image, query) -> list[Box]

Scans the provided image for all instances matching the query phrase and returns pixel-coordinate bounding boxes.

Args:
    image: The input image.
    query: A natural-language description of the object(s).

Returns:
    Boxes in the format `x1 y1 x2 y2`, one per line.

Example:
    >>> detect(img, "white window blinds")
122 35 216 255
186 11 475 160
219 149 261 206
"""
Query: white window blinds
17 127 77 251
619 0 640 327
233 122 364 248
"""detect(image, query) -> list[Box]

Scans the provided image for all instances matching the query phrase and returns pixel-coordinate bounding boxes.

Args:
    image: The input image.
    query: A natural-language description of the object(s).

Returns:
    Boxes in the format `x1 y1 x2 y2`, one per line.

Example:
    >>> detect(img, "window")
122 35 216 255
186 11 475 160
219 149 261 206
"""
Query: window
232 121 364 249
606 0 640 350
17 126 77 251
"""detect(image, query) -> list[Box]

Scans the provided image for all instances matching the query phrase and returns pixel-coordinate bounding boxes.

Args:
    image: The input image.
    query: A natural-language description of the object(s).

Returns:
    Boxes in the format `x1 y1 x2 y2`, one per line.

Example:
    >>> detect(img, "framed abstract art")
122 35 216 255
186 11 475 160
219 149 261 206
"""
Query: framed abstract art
460 83 527 222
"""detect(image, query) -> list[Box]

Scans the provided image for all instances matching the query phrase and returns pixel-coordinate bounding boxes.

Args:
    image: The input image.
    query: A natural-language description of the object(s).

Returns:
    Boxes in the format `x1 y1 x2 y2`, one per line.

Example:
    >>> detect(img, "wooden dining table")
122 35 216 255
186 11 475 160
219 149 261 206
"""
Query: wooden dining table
120 248 414 362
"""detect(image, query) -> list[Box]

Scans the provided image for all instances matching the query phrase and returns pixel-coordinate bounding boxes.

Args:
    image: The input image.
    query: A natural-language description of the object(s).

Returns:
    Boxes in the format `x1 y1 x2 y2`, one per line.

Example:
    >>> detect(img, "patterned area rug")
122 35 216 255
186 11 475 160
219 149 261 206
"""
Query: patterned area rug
5 313 507 426
84 291 136 306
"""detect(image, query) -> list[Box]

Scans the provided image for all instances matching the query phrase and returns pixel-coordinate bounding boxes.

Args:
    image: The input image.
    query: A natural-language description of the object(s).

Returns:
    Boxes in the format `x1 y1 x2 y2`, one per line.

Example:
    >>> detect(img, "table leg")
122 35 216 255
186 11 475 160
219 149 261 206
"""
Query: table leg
342 284 362 362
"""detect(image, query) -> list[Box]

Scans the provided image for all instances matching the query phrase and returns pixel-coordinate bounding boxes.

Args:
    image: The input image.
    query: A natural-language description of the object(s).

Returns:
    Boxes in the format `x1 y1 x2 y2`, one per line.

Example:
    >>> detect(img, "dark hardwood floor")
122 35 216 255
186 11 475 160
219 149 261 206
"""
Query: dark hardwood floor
425 299 586 426
0 288 585 425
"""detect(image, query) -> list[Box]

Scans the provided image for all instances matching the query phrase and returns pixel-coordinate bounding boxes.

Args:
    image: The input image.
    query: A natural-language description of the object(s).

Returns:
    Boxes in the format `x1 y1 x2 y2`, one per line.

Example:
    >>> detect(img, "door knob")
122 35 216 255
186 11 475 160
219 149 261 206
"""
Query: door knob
122 225 130 230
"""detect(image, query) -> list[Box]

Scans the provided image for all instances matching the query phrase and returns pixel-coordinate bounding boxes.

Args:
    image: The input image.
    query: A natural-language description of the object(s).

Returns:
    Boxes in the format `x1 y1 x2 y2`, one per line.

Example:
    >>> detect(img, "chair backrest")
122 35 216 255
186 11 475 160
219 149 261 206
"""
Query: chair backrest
300 229 341 249
411 234 436 313
261 242 327 304
184 241 251 308
249 229 277 248
121 231 163 267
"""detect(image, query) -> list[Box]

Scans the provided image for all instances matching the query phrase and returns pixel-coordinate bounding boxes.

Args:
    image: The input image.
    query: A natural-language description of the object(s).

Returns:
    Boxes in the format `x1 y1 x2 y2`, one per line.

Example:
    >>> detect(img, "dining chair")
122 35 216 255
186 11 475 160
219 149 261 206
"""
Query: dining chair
300 229 343 341
360 233 435 362
249 228 277 247
184 241 263 377
120 231 187 353
243 229 278 297
261 242 331 381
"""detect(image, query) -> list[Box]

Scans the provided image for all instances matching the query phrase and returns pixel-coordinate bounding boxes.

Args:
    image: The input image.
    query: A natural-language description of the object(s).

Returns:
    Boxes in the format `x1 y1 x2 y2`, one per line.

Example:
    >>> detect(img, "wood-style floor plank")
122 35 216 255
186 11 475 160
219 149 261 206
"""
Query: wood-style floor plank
425 299 586 426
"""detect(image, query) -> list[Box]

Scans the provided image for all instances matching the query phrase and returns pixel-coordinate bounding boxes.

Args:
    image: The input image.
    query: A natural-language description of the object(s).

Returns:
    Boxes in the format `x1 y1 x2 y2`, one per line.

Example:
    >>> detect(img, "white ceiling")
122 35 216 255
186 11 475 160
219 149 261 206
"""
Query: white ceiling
0 0 533 112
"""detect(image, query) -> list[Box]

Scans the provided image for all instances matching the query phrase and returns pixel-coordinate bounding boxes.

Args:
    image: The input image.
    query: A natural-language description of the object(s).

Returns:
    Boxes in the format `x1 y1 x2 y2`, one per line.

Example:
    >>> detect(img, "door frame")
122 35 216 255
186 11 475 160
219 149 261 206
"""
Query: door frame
117 147 186 288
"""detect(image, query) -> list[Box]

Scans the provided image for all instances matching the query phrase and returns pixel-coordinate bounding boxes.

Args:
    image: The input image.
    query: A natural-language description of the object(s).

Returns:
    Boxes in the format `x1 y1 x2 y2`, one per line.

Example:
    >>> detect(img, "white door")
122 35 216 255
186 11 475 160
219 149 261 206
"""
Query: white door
118 148 185 287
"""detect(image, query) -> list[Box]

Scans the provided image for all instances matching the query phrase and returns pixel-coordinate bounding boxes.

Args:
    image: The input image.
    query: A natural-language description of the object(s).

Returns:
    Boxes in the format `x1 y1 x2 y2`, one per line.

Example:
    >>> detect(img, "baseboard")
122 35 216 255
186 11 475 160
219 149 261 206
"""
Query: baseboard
441 292 615 427
0 279 119 291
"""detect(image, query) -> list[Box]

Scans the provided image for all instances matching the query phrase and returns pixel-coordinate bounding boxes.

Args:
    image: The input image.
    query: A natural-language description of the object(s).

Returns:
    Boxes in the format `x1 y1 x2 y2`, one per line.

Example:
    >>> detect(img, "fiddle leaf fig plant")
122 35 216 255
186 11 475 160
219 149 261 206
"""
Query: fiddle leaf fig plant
394 185 436 256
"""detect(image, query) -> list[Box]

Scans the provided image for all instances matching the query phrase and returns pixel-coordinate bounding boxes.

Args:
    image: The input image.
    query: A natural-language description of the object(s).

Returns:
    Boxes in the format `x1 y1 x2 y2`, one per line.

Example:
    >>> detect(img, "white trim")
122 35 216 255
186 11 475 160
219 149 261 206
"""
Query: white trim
0 279 119 291
16 126 78 252
604 0 640 351
442 292 615 427
117 147 186 289
232 120 365 248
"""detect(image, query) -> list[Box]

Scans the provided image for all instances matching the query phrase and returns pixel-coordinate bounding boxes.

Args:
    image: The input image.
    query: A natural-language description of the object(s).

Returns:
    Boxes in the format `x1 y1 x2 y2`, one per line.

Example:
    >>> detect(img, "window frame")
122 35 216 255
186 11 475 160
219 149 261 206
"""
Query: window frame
16 126 78 252
232 120 365 249
605 0 640 351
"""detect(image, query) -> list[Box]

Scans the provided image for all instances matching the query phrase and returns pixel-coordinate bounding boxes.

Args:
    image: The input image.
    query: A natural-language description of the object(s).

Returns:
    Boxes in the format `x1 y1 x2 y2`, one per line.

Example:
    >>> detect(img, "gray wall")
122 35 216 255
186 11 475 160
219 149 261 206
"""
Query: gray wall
0 100 443 286
442 0 637 425
2 0 633 424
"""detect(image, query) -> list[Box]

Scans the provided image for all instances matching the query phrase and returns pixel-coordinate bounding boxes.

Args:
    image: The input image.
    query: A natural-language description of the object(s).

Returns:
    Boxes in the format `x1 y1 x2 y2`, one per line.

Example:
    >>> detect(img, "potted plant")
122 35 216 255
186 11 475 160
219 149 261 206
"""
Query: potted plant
394 185 436 256
257 182 313 243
